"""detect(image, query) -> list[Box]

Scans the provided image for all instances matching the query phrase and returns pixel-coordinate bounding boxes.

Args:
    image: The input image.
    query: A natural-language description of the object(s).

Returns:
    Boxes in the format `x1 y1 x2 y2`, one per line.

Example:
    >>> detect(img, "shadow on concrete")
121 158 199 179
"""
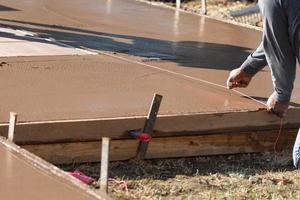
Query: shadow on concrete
0 5 19 12
0 30 68 48
0 18 252 71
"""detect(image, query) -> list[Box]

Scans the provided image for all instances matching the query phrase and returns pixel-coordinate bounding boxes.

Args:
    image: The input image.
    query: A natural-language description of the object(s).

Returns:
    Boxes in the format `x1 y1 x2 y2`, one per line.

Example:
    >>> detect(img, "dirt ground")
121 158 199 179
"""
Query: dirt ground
60 151 300 199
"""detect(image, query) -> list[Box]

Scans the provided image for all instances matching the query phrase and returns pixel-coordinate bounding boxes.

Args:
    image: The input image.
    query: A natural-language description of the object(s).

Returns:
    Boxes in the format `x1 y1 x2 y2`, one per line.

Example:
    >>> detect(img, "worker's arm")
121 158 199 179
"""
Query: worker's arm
228 0 298 118
240 42 268 75
240 40 295 105
263 53 295 118
241 42 294 117
226 42 266 89
226 40 292 118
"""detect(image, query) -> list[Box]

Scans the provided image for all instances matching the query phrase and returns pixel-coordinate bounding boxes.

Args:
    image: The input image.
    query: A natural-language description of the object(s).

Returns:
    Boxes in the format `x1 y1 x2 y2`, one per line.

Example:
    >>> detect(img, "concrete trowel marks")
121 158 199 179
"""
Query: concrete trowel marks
0 27 95 57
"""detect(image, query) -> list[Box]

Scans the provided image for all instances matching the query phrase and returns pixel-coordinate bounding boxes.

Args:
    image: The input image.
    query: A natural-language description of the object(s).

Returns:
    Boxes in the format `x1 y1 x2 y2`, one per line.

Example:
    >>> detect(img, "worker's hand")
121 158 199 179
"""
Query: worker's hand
227 68 253 89
266 93 289 118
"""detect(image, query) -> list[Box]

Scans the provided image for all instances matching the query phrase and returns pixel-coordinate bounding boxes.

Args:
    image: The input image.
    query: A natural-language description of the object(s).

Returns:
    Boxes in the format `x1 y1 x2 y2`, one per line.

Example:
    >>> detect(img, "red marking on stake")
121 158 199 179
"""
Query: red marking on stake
138 133 152 142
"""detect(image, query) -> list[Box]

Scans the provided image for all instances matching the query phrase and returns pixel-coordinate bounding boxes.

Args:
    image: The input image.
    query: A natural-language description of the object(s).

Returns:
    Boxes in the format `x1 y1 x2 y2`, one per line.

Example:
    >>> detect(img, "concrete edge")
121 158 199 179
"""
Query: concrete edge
0 136 110 200
0 108 299 144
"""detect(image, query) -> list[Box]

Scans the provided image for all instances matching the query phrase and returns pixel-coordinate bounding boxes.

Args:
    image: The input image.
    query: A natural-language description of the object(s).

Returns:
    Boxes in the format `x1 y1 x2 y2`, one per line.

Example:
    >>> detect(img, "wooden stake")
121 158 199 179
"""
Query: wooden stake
8 112 17 142
100 137 110 194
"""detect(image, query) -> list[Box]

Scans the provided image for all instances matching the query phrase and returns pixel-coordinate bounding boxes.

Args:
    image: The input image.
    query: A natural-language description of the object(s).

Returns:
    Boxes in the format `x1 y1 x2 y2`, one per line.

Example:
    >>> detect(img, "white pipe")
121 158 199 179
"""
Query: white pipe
201 0 207 15
176 0 181 9
8 112 17 142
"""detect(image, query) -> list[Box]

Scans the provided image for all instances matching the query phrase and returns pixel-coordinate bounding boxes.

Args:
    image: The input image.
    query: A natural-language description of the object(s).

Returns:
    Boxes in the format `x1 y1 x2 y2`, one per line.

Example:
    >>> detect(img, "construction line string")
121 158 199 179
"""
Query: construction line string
273 118 284 154
100 51 266 106
98 51 284 154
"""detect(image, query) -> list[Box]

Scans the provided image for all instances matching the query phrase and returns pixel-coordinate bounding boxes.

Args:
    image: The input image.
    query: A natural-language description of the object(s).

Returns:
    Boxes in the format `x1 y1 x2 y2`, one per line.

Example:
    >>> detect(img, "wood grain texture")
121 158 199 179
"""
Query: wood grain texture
1 109 300 144
22 129 297 164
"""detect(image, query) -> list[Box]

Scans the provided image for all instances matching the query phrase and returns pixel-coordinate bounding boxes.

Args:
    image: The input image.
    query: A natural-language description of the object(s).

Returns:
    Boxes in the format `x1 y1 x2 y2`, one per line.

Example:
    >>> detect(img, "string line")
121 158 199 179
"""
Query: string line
99 51 266 106
99 51 283 153
273 118 284 154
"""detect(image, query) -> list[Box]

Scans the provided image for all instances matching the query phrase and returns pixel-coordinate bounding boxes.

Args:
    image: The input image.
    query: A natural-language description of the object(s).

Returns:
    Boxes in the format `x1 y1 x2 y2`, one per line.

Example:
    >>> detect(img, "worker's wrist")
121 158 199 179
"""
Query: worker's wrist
240 63 259 76
240 56 265 76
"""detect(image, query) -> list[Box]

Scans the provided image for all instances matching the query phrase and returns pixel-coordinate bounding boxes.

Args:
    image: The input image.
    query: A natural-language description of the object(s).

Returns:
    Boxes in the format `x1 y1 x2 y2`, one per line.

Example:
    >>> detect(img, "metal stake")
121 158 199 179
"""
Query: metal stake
136 93 163 159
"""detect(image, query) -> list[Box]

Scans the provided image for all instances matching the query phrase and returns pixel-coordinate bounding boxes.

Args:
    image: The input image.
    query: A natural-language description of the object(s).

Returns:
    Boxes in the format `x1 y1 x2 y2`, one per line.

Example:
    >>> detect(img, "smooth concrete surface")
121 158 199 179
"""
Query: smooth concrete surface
0 138 105 200
0 0 299 124
0 27 93 56
0 55 263 123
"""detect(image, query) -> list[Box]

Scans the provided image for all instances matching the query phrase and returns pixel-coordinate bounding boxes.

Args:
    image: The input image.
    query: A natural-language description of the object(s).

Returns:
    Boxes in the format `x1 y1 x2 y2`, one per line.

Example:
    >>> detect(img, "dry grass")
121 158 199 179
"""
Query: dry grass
60 152 300 199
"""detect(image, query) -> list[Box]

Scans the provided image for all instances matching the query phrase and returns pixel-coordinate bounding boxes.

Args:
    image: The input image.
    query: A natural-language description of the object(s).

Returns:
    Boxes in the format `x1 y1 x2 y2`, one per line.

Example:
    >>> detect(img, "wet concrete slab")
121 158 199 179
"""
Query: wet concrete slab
0 0 299 125
0 0 261 67
0 27 94 57
0 55 262 123
0 137 104 200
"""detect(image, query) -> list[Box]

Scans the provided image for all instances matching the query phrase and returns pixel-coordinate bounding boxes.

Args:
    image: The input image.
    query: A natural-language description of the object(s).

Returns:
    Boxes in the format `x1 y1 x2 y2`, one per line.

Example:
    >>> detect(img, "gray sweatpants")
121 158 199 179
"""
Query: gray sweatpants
241 0 300 104
293 129 300 168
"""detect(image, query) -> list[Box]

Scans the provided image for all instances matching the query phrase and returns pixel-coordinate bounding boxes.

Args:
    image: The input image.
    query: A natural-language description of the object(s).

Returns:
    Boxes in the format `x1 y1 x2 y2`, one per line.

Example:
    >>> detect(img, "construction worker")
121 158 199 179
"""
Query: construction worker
226 0 300 168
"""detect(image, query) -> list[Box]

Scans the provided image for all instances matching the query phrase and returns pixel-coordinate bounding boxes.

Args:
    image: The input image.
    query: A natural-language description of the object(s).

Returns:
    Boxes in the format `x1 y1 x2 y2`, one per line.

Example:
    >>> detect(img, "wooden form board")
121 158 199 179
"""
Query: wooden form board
1 109 300 144
23 129 297 164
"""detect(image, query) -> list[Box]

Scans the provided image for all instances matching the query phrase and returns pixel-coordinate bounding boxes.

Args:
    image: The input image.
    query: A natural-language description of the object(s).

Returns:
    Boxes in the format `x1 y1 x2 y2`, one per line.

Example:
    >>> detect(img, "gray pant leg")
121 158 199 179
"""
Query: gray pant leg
293 129 300 168
259 0 296 104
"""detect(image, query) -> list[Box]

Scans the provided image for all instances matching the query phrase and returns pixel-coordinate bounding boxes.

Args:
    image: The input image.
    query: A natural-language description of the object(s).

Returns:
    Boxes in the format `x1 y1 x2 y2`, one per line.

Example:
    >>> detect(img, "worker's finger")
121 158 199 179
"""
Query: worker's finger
226 77 234 89
227 80 233 89
228 81 248 89
227 81 240 89
227 78 242 89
